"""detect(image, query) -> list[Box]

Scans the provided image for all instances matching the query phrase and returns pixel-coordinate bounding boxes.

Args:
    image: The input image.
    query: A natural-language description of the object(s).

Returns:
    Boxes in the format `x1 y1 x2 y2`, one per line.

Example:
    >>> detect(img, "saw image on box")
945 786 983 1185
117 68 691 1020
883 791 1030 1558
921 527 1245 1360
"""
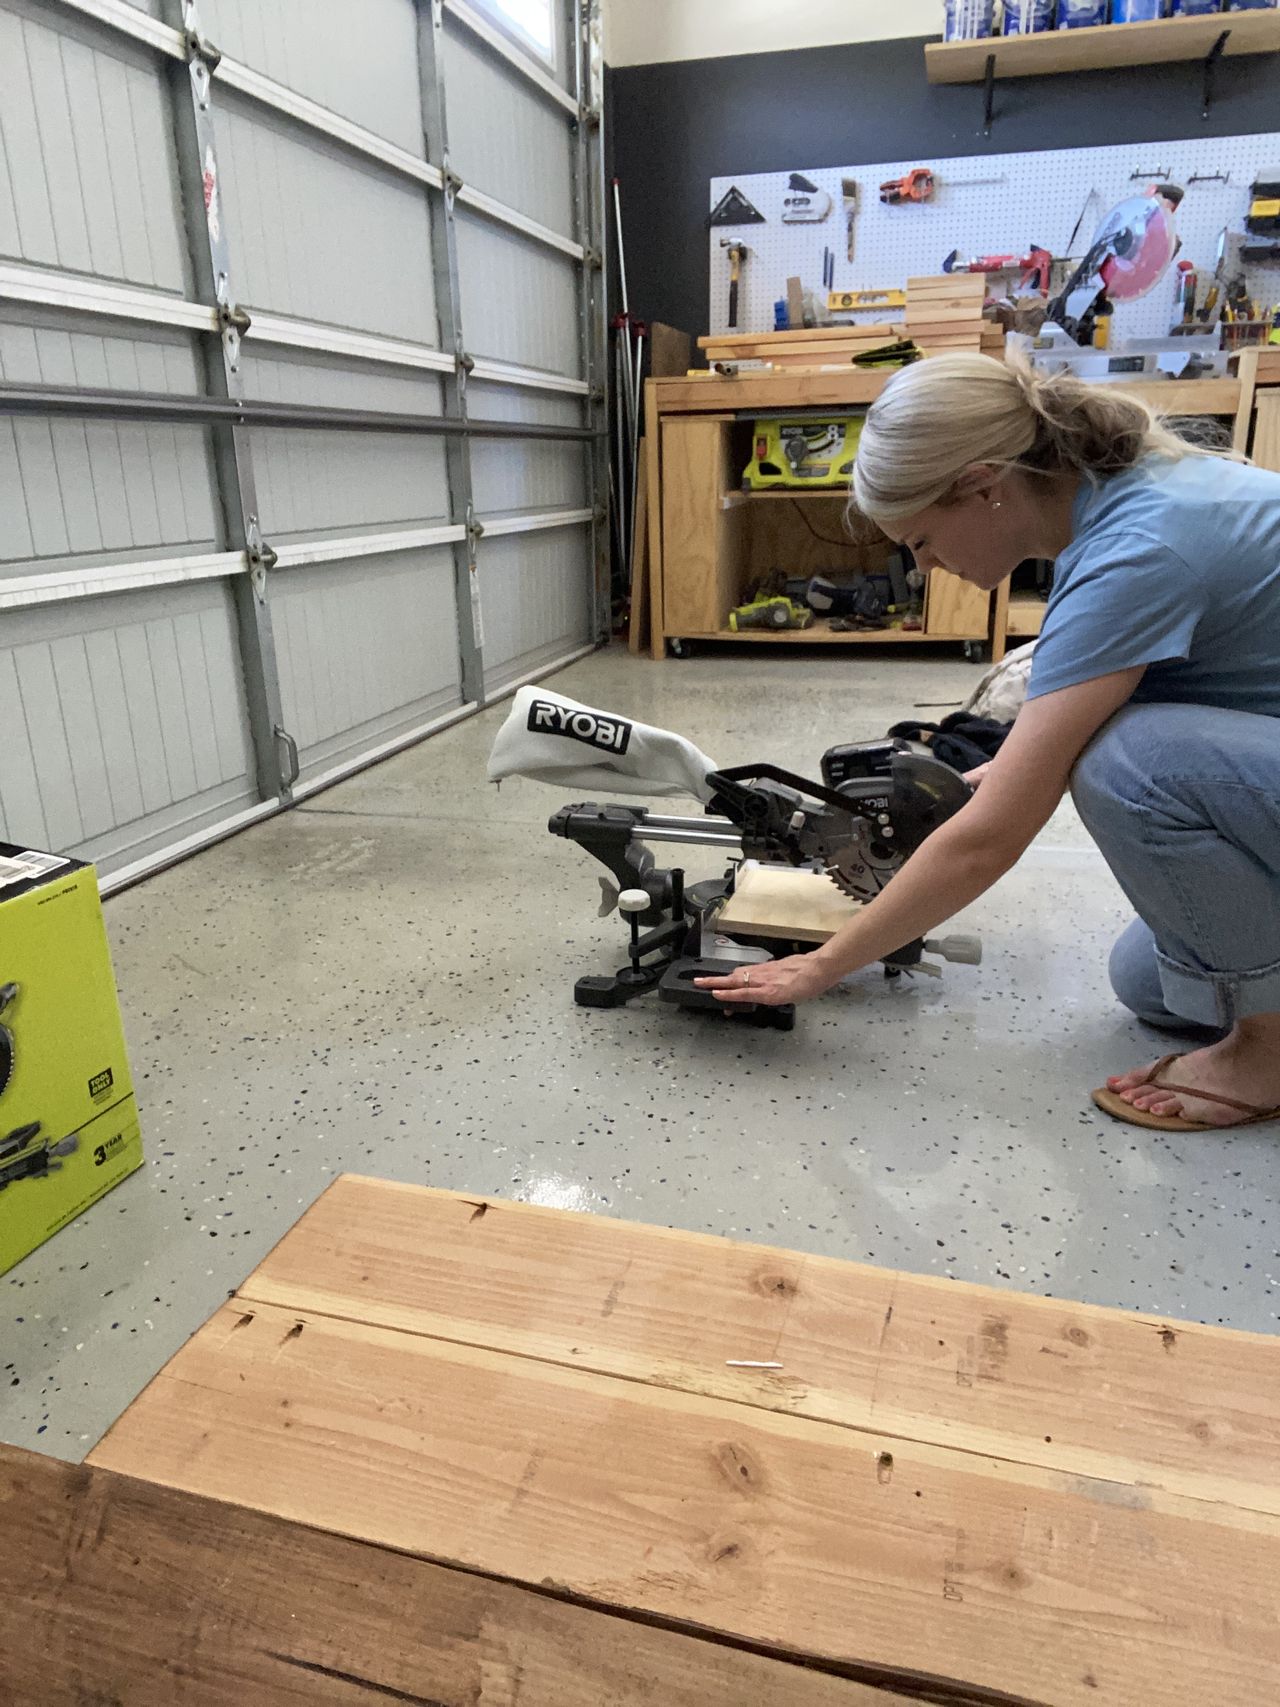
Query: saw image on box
489 688 981 1034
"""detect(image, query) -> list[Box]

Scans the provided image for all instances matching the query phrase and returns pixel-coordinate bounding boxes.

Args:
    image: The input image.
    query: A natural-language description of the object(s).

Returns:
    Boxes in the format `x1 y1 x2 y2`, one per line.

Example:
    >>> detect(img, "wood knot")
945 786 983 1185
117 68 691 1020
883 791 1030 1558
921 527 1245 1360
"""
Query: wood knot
753 1270 797 1300
1064 1325 1091 1348
713 1441 764 1494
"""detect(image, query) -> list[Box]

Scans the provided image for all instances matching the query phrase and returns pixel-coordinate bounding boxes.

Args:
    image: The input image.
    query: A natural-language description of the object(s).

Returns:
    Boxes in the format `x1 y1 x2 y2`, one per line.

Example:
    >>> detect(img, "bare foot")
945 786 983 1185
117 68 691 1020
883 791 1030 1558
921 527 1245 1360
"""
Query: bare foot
1106 1016 1280 1126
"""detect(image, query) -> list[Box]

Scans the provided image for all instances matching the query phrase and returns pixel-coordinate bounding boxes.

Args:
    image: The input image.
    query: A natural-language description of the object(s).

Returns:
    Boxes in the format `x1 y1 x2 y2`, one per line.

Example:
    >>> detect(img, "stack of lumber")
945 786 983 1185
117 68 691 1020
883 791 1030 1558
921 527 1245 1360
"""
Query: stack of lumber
905 272 999 355
699 324 901 368
22 1172 1278 1707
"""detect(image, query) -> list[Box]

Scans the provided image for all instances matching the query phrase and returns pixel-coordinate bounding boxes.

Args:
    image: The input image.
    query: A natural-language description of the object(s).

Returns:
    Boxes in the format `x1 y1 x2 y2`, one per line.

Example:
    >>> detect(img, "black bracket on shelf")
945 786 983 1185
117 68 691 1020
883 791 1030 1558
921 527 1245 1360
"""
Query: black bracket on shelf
1202 28 1230 120
982 51 996 136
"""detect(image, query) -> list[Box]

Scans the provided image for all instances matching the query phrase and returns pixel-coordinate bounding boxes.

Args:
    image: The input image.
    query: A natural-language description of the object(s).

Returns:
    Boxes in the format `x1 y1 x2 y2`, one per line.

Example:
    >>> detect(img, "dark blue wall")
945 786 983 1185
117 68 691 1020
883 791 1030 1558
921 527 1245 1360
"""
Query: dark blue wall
608 33 1280 336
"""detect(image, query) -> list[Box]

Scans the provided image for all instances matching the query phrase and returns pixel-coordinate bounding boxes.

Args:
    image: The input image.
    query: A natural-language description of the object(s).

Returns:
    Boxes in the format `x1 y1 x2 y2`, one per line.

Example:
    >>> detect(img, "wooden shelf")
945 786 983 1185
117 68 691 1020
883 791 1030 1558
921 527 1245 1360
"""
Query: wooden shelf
672 622 970 646
720 488 850 509
926 9 1280 83
1006 593 1047 638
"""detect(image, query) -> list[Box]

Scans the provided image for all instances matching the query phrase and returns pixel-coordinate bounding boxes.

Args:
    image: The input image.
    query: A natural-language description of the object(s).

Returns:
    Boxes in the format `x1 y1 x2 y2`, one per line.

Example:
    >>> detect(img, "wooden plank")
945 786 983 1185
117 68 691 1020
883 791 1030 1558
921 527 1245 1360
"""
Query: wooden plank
1250 388 1280 472
644 380 665 660
652 371 889 412
2 1445 893 1707
991 576 1011 663
1232 347 1260 454
1115 377 1239 416
717 864 860 943
904 305 986 326
660 414 738 637
908 275 986 296
627 450 649 655
650 321 693 378
667 626 973 644
1006 593 1046 639
925 570 991 639
700 325 896 350
926 7 1280 82
230 1180 1280 1521
88 1295 1280 1707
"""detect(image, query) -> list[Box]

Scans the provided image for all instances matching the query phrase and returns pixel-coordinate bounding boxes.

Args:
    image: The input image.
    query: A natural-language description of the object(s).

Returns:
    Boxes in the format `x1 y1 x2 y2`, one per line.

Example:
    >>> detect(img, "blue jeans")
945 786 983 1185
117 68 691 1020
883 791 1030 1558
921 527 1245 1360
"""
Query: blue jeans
1070 703 1280 1032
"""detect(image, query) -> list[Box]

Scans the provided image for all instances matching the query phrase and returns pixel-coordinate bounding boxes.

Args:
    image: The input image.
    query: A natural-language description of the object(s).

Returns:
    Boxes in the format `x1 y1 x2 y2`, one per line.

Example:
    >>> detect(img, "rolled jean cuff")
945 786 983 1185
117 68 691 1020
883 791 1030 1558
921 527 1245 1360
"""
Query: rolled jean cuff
1157 948 1280 1030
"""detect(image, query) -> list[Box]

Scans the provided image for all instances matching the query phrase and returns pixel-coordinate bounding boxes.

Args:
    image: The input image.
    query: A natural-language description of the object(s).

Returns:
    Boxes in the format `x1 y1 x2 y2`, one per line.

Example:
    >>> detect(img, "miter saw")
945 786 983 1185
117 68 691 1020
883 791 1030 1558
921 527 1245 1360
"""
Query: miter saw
489 689 980 1032
1046 183 1184 346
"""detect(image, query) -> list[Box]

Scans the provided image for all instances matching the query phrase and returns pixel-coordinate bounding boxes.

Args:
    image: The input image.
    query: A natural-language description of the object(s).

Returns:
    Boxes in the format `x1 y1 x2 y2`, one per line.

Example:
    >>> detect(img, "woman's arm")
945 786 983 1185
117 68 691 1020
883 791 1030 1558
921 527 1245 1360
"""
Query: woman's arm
699 666 1145 1006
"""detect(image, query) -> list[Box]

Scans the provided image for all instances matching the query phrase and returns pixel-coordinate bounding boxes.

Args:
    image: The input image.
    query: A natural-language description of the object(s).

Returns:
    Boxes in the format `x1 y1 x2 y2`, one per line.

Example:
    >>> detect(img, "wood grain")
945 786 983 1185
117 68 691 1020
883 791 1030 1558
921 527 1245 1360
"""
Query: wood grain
660 414 739 635
925 569 991 639
644 379 665 659
718 864 861 943
627 451 649 654
926 7 1280 82
1250 388 1280 472
2 1444 900 1707
228 1179 1280 1520
88 1295 1280 1707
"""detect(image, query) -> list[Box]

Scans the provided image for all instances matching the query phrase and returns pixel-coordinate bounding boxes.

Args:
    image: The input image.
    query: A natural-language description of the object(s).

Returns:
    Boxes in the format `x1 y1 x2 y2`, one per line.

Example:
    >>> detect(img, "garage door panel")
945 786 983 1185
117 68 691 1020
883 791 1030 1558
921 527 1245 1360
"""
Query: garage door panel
0 2 188 289
456 215 580 376
0 315 221 562
0 582 257 869
249 430 451 538
467 383 587 512
444 22 574 239
274 548 463 779
204 0 426 158
214 92 437 342
241 350 446 416
478 525 591 691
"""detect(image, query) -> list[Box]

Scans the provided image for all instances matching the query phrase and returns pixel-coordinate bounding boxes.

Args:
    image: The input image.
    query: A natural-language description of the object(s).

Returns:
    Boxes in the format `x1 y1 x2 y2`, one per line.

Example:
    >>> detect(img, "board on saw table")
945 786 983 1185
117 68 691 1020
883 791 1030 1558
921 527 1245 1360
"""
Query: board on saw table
716 861 860 942
80 1176 1280 1707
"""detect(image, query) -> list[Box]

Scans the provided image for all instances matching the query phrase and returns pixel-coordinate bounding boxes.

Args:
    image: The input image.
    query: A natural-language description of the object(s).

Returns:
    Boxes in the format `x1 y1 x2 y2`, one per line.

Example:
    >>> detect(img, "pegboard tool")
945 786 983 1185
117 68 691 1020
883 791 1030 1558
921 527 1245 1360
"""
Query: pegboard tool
708 184 766 227
828 288 906 312
721 239 750 328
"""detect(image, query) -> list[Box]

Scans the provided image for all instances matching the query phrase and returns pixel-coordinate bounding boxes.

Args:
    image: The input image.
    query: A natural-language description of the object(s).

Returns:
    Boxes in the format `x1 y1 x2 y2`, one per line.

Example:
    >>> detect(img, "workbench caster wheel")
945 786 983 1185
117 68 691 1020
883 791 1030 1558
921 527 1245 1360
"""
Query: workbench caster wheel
668 638 693 659
962 641 986 664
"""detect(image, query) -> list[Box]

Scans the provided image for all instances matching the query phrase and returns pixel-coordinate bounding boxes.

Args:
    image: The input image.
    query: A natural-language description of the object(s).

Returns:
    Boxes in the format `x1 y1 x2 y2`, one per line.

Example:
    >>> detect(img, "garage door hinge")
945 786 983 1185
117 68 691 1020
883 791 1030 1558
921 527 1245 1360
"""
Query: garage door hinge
246 526 278 598
579 104 601 130
465 502 485 549
443 165 464 209
182 28 222 72
584 248 603 270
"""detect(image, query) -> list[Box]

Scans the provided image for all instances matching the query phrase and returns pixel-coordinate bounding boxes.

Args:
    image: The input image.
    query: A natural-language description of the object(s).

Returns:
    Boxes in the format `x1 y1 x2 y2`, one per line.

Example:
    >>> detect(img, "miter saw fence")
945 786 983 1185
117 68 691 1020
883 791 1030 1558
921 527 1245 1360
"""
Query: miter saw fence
489 689 977 1032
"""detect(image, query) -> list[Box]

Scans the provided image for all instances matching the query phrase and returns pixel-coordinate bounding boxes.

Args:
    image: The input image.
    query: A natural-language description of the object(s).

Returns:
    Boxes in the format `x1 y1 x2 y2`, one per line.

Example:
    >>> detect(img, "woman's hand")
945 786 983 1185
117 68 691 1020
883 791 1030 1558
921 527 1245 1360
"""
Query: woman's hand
694 953 839 1008
964 761 992 788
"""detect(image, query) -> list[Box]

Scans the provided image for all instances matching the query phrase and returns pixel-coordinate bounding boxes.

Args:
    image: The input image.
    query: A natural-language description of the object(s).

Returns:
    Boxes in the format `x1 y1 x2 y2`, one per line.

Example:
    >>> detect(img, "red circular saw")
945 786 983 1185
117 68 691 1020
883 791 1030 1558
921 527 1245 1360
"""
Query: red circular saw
1048 184 1183 344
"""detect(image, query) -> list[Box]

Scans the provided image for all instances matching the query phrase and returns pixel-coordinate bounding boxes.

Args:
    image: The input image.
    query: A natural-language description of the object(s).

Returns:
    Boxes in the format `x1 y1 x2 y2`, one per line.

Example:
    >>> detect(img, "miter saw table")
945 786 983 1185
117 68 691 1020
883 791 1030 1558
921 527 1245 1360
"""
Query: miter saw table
549 739 981 1032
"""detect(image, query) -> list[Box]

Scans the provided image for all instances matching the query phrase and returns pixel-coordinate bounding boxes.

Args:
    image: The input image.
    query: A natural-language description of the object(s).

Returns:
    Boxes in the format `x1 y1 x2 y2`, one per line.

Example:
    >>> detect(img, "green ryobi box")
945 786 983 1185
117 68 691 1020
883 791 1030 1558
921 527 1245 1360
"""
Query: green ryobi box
0 843 141 1276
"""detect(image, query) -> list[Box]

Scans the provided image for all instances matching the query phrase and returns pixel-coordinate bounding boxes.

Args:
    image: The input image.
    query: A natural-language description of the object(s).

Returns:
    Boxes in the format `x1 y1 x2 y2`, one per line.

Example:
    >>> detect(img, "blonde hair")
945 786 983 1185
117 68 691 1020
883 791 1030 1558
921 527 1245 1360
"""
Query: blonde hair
852 352 1220 527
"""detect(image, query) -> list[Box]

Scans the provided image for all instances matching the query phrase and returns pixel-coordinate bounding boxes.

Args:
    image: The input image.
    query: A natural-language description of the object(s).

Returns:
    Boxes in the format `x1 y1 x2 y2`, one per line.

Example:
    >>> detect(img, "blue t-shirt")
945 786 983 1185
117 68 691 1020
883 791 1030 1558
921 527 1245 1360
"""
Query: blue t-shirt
1027 453 1280 716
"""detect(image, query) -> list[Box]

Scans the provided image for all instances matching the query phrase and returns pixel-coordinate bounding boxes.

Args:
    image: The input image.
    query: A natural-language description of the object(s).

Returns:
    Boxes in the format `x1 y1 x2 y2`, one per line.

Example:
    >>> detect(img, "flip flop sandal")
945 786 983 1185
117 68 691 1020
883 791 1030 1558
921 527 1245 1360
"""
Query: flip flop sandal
1091 1052 1280 1132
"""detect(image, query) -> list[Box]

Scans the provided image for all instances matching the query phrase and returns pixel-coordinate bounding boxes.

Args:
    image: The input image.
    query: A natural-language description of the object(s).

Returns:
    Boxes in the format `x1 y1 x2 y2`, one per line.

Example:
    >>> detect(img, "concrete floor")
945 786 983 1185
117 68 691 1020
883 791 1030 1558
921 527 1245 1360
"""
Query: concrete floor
4 646 1277 1456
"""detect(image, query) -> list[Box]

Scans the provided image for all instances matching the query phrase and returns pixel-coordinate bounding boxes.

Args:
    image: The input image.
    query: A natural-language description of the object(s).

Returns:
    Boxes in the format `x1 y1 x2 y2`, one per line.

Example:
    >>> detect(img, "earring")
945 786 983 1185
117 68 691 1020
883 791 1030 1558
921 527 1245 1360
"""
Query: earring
991 500 1002 509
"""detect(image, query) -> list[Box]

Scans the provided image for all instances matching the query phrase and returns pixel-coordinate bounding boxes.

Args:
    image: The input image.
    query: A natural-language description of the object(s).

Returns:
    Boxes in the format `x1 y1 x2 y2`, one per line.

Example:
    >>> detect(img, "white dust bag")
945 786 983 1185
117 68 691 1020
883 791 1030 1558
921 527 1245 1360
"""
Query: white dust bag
487 686 718 802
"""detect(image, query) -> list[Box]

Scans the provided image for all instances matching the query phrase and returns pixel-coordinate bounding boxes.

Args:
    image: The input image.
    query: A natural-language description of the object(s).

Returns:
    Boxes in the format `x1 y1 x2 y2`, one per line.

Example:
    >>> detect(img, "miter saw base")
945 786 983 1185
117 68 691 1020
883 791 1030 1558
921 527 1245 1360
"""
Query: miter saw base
551 736 975 1032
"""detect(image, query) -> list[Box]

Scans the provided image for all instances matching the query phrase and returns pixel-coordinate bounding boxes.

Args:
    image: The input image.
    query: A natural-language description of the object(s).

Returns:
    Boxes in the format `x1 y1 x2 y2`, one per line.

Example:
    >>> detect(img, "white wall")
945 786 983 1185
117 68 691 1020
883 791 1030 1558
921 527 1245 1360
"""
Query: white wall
603 0 943 67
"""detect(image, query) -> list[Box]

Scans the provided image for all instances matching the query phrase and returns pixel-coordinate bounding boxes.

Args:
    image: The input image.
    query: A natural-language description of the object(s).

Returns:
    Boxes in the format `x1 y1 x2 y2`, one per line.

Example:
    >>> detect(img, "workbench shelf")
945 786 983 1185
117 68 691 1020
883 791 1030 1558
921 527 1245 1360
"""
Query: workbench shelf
720 489 852 509
925 7 1280 83
639 367 1250 665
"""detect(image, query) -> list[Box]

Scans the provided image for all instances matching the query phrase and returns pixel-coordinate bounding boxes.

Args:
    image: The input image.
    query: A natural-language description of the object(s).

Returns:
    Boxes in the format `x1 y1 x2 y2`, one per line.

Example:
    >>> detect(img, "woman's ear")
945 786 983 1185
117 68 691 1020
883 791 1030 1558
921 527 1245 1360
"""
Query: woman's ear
948 464 1001 505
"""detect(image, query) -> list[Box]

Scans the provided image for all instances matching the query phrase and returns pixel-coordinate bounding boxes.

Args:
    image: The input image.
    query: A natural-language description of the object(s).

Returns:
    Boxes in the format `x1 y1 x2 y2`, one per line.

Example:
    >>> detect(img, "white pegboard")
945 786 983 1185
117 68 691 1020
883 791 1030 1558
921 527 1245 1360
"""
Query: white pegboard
709 132 1280 341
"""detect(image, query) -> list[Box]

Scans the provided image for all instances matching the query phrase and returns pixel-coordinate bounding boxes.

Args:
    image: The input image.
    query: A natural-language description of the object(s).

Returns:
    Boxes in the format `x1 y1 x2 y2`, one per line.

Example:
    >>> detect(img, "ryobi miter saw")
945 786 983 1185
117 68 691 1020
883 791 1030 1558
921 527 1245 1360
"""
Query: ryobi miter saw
489 689 981 1033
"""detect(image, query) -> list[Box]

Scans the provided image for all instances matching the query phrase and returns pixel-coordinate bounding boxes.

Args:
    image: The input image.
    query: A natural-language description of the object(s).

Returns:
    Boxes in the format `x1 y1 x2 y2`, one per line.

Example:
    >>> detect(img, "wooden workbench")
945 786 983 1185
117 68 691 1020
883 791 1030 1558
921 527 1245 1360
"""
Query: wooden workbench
10 1175 1278 1704
641 366 1252 664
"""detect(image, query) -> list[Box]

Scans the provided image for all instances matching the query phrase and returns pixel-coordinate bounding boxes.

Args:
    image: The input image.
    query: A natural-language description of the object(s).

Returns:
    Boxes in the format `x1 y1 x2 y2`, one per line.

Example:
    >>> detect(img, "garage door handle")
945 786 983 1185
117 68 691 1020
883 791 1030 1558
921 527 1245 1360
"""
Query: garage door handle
274 725 300 788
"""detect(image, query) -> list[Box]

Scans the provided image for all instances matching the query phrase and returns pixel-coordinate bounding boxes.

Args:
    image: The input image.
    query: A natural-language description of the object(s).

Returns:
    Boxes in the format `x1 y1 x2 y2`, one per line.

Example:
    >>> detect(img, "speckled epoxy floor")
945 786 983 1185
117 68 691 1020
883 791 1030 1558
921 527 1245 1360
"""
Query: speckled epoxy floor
3 647 1277 1456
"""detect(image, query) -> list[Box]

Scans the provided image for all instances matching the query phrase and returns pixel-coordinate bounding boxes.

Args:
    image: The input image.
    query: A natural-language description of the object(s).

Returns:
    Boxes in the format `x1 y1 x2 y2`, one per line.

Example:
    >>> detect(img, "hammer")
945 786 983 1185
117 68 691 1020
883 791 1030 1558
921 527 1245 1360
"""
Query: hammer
720 239 749 329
